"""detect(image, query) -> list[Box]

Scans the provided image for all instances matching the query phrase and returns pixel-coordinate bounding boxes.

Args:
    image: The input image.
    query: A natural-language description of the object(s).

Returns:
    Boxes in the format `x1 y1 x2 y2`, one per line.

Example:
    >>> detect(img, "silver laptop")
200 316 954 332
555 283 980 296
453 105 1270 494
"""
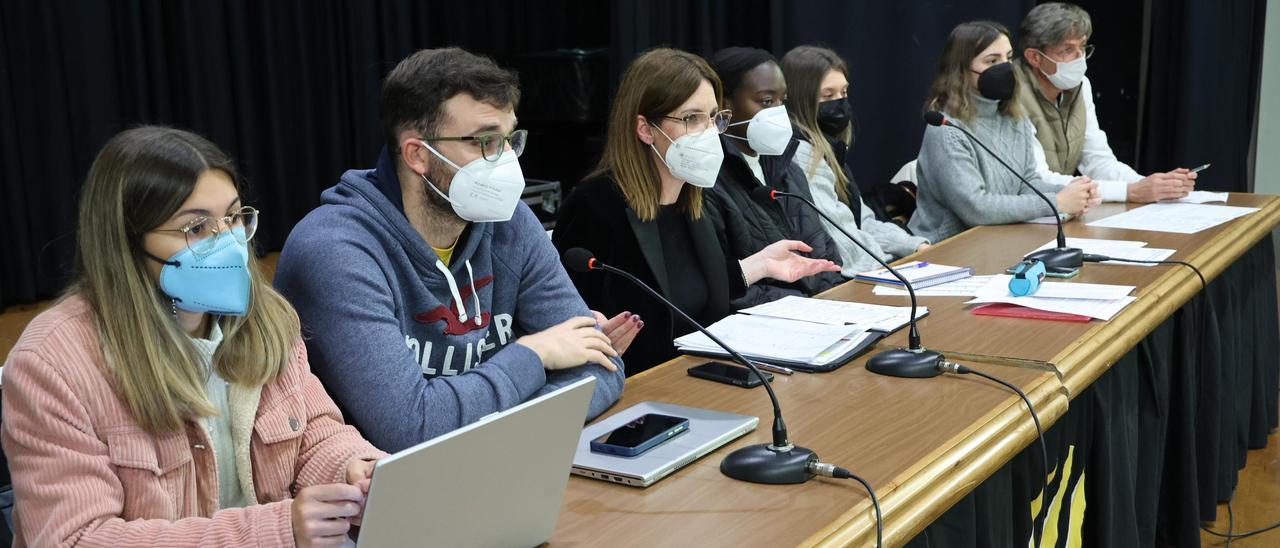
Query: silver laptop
572 401 758 487
356 377 595 548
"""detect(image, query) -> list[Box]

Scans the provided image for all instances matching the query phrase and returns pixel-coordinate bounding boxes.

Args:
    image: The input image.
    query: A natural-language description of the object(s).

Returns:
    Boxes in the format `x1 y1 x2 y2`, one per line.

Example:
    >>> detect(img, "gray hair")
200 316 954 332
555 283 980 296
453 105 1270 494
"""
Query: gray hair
1019 2 1093 52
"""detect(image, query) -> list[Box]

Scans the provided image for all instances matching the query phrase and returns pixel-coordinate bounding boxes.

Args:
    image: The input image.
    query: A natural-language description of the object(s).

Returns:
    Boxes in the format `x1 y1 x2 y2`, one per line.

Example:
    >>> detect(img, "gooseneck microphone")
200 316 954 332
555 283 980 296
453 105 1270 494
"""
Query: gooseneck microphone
563 247 824 484
923 111 1083 276
751 187 945 379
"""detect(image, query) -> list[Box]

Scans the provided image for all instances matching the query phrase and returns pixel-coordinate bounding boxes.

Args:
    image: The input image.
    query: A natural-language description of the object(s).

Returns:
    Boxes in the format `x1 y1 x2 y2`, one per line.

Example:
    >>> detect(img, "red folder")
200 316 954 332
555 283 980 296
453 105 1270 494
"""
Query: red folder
970 303 1092 323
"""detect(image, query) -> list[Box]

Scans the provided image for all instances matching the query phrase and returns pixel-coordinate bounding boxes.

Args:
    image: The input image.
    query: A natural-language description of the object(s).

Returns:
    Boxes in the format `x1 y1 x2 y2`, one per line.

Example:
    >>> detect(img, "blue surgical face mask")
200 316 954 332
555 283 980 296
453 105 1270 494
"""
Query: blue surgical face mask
147 227 252 316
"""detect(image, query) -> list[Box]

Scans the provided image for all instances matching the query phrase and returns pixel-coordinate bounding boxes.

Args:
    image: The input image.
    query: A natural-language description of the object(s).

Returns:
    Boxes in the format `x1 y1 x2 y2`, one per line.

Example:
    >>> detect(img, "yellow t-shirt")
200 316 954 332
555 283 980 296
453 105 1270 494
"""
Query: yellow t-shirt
432 242 456 266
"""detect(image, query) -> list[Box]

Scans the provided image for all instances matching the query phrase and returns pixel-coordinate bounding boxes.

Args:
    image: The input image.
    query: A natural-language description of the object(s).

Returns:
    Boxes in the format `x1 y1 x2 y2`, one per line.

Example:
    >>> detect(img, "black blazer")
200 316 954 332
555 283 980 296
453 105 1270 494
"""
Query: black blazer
552 174 745 375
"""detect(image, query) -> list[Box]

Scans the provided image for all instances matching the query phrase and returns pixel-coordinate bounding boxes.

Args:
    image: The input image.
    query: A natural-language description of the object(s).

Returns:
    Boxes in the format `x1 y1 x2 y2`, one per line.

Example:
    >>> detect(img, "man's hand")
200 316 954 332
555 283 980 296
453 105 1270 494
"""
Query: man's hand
518 317 619 371
1127 170 1194 203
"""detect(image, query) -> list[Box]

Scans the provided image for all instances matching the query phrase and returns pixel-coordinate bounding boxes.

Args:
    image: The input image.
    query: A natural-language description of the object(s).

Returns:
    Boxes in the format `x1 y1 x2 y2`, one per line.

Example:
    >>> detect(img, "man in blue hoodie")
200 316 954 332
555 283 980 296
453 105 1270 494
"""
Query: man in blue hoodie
275 48 626 452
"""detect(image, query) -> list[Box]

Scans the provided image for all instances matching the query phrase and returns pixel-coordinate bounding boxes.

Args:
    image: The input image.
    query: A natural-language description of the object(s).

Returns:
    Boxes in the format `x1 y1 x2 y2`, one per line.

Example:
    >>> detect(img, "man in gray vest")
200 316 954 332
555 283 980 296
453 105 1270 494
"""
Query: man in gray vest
1015 2 1197 203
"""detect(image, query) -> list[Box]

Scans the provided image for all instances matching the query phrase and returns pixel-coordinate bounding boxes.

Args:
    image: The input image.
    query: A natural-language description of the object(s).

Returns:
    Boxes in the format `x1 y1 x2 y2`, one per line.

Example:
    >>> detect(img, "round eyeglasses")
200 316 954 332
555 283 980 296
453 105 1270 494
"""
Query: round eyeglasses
153 206 259 256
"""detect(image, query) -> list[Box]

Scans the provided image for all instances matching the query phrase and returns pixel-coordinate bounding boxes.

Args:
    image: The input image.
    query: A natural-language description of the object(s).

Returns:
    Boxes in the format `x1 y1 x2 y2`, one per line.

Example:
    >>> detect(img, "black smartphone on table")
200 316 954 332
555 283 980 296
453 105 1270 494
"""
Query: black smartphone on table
687 361 773 388
589 413 690 457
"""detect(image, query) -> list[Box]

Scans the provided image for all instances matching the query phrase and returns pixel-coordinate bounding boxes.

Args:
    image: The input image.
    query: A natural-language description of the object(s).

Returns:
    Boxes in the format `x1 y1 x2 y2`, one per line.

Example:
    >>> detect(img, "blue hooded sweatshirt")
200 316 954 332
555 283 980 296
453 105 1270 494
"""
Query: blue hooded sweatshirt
274 149 625 452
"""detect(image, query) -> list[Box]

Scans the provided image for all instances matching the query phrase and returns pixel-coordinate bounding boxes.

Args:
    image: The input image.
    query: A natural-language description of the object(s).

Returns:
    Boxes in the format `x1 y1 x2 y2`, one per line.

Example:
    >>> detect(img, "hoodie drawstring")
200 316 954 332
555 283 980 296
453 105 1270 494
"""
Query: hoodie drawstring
434 258 484 326
463 260 483 326
434 259 469 323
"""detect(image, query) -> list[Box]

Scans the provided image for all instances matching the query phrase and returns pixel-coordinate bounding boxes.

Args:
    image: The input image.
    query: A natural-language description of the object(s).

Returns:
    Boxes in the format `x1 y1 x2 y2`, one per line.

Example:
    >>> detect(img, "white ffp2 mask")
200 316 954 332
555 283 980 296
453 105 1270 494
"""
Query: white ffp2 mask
727 105 793 156
419 140 526 223
650 125 724 189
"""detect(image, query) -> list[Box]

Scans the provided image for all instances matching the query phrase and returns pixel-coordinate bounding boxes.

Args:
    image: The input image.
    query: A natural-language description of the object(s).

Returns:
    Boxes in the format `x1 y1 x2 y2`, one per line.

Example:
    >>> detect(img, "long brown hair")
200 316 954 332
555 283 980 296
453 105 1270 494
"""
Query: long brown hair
923 21 1021 123
590 48 721 221
781 45 853 204
71 126 300 434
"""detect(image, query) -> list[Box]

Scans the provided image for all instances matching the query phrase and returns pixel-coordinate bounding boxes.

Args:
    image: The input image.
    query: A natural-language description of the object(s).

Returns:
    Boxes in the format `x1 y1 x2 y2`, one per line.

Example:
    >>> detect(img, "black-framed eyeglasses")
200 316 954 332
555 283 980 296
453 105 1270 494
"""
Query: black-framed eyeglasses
152 206 259 256
659 109 733 135
420 129 528 162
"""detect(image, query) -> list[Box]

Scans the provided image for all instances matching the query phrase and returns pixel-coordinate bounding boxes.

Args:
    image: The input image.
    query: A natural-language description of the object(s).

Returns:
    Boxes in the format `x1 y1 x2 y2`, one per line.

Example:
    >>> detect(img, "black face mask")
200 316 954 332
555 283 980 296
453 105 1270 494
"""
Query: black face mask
975 61 1016 101
816 97 853 138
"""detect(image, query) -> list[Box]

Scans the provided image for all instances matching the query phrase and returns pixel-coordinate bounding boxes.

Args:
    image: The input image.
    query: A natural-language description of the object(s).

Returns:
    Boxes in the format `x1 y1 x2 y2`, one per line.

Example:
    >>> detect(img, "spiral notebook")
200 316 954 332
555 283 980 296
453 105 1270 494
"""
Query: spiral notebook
854 261 974 289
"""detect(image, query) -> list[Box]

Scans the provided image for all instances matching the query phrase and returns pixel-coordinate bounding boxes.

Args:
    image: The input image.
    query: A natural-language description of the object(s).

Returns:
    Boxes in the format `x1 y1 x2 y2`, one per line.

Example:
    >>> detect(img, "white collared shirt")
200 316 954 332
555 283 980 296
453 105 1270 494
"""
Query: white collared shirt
1027 76 1144 202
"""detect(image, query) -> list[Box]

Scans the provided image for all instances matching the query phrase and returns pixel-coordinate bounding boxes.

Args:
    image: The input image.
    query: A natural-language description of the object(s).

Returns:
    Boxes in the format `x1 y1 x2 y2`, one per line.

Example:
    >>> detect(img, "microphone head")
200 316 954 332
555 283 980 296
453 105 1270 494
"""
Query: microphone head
923 111 946 127
563 248 597 273
749 186 778 201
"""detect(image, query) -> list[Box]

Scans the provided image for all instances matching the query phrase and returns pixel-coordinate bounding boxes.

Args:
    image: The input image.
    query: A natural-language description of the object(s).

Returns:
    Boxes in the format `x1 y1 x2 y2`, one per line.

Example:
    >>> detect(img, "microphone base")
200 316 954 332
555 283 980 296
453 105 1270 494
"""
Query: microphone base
1023 247 1083 278
720 443 817 484
866 347 946 378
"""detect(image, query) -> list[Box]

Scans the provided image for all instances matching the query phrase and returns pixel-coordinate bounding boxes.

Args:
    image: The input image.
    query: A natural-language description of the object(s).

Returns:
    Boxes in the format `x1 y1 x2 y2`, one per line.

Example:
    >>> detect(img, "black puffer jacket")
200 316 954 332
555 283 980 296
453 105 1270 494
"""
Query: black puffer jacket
704 135 847 309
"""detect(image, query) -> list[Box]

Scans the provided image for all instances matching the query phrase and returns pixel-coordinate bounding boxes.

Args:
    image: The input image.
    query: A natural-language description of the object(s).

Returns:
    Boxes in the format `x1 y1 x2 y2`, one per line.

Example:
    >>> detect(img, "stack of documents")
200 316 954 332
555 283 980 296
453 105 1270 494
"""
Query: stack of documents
1032 238 1175 266
965 275 1136 321
872 276 995 297
674 315 876 369
675 297 930 369
1087 203 1258 234
854 261 973 289
739 295 927 332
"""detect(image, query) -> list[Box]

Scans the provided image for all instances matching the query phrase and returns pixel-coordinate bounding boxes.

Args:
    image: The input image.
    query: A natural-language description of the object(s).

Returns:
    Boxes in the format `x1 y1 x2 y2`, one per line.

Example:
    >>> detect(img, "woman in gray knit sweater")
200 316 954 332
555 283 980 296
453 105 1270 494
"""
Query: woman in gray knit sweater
909 21 1098 244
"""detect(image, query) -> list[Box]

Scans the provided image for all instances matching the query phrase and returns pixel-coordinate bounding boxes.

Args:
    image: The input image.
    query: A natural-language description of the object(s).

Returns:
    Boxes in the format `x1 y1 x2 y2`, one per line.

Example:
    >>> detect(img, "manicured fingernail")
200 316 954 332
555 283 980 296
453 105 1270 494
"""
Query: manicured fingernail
632 315 641 322
623 311 632 318
638 321 645 328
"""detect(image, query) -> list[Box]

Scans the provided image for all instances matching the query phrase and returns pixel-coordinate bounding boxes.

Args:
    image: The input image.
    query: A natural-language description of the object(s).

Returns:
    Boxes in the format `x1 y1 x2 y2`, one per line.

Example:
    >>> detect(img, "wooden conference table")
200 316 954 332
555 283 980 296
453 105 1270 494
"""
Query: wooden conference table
550 194 1280 547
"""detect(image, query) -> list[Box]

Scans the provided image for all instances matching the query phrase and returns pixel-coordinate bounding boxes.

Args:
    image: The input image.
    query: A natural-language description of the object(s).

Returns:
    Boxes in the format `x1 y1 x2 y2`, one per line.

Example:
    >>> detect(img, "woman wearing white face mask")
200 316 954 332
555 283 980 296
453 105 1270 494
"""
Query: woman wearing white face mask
781 45 931 278
1015 2 1196 203
553 48 839 375
701 47 848 308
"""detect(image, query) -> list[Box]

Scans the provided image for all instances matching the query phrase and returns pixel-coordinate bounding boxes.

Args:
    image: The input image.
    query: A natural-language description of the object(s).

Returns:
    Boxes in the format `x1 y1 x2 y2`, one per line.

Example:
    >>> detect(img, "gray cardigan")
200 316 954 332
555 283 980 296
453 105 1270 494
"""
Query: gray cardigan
908 95 1059 243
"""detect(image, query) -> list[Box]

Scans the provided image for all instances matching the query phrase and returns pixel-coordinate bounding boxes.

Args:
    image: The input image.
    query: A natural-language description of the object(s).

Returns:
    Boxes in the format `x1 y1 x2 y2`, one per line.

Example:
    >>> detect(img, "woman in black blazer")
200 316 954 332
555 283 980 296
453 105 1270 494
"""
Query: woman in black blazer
553 48 839 375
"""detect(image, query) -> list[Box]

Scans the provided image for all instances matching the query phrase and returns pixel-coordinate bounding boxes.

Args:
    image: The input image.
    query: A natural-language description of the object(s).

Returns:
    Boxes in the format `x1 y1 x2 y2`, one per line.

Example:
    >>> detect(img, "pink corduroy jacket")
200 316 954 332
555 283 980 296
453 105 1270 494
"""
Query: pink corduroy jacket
1 297 387 547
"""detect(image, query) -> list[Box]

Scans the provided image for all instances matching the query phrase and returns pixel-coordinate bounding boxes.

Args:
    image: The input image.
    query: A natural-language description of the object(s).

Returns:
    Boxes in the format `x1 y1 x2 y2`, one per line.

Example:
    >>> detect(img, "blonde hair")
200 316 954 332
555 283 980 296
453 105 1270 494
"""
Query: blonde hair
71 126 300 434
590 48 722 221
924 21 1022 123
781 45 853 205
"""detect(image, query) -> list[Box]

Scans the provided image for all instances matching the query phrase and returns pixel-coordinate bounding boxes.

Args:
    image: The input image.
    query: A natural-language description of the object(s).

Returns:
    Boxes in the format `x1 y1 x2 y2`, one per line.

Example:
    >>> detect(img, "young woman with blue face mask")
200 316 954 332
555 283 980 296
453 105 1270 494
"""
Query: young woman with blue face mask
2 126 385 547
553 48 839 375
908 21 1099 244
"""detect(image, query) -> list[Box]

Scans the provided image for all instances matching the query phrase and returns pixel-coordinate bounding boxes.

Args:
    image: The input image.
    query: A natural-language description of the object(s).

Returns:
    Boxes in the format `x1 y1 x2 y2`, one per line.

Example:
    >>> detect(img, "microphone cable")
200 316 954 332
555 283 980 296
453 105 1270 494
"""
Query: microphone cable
1202 501 1280 545
1080 254 1206 289
940 361 1050 547
1082 254 1280 543
808 461 882 548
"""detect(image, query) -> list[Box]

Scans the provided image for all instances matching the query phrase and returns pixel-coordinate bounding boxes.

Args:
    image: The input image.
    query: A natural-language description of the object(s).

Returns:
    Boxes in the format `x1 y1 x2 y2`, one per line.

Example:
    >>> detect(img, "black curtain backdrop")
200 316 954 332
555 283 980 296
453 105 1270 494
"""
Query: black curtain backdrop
0 0 1268 307
1137 0 1267 193
767 0 1033 193
0 0 607 307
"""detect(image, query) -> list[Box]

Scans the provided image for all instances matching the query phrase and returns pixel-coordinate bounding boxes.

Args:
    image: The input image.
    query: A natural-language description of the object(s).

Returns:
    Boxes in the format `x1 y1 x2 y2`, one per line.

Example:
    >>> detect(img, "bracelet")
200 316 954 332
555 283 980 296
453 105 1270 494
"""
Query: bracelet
739 259 750 286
